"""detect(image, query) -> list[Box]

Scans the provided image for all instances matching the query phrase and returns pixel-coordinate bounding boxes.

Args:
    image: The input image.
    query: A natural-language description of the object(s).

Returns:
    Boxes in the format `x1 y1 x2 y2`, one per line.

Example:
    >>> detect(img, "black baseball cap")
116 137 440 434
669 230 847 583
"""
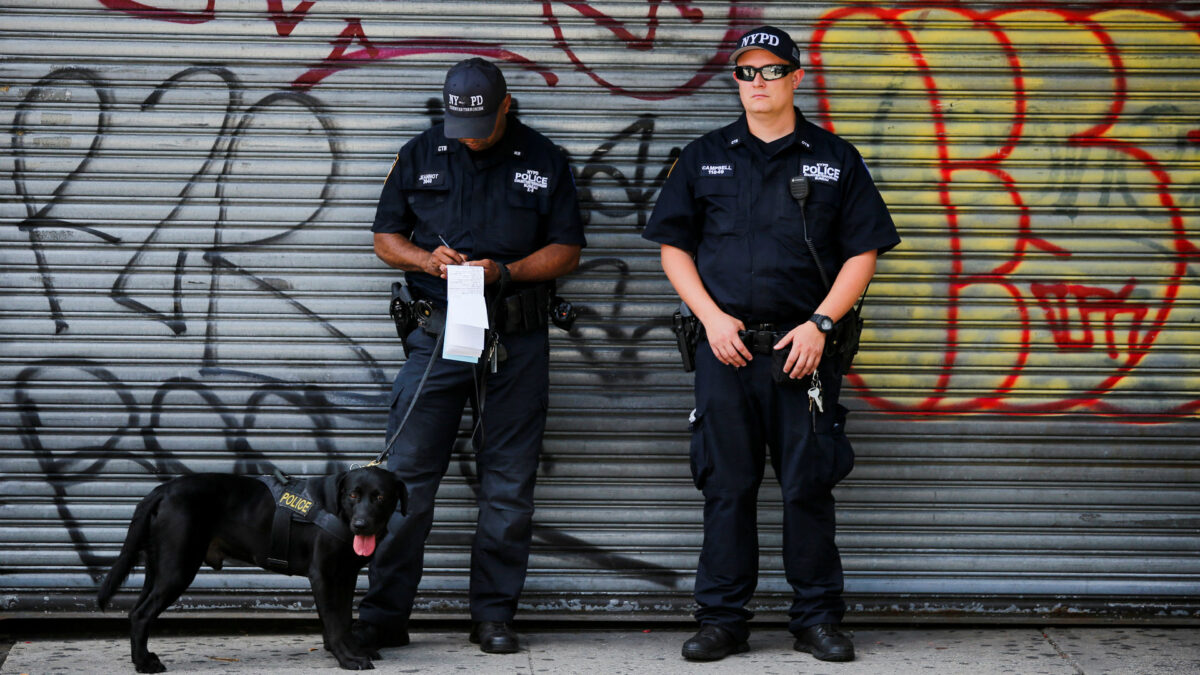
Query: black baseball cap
729 25 801 67
443 58 507 139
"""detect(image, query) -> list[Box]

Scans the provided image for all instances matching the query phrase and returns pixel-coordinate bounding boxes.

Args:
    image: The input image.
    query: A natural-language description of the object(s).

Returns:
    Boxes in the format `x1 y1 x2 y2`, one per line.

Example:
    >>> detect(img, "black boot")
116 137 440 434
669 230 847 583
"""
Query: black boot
469 621 520 654
681 625 749 662
794 623 854 662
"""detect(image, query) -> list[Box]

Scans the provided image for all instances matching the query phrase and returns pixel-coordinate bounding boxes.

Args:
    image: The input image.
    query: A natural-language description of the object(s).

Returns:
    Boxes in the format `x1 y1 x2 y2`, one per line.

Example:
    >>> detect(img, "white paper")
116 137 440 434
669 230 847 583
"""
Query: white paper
442 265 489 363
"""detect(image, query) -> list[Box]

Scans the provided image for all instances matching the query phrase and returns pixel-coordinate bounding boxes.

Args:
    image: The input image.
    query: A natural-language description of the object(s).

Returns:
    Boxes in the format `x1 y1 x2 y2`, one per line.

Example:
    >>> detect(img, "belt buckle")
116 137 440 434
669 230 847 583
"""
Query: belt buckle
753 329 774 354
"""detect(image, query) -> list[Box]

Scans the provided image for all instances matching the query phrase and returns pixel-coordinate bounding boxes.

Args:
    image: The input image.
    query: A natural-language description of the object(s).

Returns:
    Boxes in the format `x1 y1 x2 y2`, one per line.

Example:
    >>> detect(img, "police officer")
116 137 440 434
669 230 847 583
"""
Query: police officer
357 58 585 654
643 26 900 663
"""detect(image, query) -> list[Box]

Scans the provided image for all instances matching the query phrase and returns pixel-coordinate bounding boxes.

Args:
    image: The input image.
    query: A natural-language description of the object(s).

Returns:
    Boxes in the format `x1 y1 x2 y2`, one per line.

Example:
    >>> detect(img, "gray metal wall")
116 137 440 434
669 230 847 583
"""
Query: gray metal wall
2 1 1198 621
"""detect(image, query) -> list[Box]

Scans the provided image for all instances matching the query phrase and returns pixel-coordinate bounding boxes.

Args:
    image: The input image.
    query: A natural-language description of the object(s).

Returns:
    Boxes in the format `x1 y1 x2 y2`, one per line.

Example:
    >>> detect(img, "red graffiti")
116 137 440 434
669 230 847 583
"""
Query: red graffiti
811 4 1200 421
99 0 313 30
98 0 214 23
95 0 757 100
292 19 560 90
538 0 761 100
267 0 315 37
1031 281 1149 360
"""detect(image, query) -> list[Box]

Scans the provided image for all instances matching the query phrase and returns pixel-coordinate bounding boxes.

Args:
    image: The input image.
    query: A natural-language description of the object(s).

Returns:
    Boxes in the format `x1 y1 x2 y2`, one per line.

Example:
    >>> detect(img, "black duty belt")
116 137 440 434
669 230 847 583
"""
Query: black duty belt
739 320 802 356
496 284 551 334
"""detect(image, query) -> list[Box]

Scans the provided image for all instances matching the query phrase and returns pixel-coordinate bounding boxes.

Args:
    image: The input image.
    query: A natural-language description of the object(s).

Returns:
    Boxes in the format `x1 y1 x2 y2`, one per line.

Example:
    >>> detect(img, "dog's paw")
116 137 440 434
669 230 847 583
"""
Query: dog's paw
135 652 167 673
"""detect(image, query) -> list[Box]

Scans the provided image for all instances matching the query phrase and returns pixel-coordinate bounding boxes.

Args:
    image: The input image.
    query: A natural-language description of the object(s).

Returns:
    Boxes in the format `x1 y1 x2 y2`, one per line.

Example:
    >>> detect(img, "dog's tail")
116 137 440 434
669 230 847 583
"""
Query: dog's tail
97 486 165 610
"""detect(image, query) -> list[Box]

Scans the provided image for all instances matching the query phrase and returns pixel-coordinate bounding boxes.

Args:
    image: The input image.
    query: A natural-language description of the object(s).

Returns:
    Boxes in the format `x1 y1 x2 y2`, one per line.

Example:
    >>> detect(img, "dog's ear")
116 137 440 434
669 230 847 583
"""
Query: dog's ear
334 471 350 517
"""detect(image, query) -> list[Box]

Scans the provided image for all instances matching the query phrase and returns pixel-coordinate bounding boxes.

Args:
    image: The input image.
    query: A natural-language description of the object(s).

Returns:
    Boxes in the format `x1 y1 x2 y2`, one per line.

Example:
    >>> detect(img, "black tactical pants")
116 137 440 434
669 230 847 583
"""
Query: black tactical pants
688 338 855 641
359 325 549 630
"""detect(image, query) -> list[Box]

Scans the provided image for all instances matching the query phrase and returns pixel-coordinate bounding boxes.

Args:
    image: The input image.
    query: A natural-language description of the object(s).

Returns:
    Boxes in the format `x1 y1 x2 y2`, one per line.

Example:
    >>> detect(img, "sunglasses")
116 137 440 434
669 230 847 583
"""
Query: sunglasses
733 64 797 82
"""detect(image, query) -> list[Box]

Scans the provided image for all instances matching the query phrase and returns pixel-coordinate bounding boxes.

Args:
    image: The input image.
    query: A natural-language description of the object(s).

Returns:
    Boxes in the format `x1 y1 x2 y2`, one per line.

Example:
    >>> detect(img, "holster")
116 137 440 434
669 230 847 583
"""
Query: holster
496 284 552 334
827 306 863 373
672 302 703 372
389 281 418 355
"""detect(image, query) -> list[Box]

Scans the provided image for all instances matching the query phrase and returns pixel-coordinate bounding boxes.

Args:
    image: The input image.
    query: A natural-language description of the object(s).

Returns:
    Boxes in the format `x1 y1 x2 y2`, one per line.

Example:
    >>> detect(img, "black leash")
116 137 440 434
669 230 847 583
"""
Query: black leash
369 328 445 468
369 264 510 469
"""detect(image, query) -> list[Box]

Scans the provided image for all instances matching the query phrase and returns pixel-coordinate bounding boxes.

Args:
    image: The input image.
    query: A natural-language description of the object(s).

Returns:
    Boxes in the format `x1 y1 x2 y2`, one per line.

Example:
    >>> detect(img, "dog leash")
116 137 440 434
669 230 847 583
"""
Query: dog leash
369 265 509 469
369 328 445 468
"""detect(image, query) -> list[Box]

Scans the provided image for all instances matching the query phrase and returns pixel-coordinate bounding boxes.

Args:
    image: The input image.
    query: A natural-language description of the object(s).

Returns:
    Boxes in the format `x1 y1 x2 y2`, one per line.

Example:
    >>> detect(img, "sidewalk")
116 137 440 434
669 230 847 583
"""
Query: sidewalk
3 624 1198 674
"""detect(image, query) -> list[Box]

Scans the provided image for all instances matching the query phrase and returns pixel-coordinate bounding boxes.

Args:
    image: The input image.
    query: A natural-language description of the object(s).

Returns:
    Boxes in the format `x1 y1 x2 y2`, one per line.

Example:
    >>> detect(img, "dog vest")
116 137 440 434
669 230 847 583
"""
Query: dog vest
257 474 353 576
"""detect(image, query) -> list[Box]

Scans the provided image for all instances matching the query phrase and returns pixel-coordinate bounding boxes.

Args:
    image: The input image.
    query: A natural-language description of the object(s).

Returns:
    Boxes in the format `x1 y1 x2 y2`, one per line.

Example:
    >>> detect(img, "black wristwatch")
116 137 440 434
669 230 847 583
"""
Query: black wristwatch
809 313 834 334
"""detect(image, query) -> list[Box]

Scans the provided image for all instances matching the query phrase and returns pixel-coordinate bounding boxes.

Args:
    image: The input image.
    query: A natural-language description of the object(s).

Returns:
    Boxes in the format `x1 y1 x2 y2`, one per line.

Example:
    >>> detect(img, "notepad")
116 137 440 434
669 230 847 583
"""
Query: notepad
442 265 489 363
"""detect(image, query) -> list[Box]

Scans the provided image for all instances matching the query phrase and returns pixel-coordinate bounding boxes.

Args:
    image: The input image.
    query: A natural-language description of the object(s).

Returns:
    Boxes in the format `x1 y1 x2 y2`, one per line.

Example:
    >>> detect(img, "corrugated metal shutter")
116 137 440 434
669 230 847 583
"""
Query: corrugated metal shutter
2 1 1197 621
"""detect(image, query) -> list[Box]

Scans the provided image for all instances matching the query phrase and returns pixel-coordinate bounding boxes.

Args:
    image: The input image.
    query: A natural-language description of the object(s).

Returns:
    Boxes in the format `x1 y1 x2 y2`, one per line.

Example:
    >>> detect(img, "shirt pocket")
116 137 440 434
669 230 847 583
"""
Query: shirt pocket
803 181 839 245
477 185 543 258
406 184 451 231
694 177 740 236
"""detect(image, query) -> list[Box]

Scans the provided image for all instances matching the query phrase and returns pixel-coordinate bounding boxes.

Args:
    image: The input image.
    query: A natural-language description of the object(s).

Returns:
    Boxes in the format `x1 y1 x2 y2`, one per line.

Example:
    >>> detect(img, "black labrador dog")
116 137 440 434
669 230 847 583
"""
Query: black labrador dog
97 466 406 672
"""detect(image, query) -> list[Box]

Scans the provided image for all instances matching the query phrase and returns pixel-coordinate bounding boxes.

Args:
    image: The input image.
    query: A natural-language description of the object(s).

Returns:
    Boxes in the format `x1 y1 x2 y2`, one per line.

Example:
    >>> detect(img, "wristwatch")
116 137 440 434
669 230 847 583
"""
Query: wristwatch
809 313 834 334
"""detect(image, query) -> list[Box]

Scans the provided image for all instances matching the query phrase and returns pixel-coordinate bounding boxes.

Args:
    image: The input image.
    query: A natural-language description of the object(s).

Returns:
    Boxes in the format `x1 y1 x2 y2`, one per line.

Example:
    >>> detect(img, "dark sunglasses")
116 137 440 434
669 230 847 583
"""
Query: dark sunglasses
733 64 797 82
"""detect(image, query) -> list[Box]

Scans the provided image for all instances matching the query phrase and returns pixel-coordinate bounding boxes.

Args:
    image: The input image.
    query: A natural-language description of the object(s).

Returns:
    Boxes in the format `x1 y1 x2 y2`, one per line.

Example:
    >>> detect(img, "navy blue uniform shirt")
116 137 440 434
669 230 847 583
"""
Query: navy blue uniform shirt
373 115 586 302
643 109 899 323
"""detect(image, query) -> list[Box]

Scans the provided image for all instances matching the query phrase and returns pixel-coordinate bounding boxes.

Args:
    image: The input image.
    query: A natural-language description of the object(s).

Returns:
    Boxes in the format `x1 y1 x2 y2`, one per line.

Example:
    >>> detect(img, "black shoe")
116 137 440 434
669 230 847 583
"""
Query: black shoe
794 623 855 662
681 625 749 662
469 621 520 654
350 620 410 650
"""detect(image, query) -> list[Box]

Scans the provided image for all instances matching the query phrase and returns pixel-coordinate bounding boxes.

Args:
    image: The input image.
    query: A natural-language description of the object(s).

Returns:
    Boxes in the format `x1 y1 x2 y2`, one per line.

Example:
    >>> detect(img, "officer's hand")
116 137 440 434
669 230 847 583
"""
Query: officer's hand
702 312 752 367
428 245 467 278
775 323 824 379
465 259 502 284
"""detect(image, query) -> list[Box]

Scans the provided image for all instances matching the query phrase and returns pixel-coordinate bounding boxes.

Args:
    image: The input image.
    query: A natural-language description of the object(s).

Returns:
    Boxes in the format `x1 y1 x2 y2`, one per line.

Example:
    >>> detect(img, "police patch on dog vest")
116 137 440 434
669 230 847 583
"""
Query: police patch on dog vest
279 491 313 516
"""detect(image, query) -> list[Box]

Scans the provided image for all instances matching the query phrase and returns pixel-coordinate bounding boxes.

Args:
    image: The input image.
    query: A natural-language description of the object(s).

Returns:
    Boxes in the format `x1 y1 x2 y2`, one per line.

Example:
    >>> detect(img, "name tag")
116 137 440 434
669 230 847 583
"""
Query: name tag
279 491 313 516
700 163 734 177
416 172 444 187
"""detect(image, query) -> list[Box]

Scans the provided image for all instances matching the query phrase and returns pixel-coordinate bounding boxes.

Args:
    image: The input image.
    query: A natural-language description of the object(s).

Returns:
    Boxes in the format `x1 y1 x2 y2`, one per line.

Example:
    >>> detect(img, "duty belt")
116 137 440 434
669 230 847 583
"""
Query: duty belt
739 320 801 355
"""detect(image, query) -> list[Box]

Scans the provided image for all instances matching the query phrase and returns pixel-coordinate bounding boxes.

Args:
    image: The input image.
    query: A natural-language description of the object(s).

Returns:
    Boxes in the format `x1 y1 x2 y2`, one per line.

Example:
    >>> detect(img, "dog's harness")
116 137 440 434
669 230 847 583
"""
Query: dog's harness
257 472 352 576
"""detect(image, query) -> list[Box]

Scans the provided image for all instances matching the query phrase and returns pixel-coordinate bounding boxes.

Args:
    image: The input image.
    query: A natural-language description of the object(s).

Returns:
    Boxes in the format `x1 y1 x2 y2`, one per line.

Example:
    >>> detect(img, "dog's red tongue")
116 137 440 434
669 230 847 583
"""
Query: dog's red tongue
353 535 376 557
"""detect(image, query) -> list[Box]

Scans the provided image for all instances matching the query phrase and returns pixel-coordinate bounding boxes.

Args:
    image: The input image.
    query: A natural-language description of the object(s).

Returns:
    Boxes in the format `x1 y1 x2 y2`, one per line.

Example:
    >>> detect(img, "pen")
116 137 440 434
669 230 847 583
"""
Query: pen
438 234 452 249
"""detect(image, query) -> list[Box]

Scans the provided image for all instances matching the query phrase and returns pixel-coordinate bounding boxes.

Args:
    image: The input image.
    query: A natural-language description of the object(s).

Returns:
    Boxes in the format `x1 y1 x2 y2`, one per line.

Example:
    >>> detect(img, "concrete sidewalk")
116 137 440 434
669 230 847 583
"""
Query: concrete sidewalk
3 624 1198 674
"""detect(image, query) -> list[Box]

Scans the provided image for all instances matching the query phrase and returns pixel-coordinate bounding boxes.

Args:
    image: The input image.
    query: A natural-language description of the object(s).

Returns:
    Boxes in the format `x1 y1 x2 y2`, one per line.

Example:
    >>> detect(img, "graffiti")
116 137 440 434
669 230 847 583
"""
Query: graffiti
294 19 561 91
6 0 1200 615
810 4 1200 419
575 114 679 229
6 63 683 588
95 0 760 100
1031 281 1148 359
539 0 761 100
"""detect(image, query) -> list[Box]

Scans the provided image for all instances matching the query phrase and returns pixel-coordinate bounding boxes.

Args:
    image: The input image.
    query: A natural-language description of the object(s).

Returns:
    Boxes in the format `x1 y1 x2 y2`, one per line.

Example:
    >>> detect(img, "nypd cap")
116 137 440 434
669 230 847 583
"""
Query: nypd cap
729 25 801 67
443 58 507 140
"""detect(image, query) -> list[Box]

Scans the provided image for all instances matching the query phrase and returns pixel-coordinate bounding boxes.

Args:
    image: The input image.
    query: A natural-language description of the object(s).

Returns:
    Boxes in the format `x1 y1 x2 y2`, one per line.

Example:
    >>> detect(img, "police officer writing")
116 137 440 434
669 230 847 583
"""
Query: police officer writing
643 26 900 663
357 58 585 655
